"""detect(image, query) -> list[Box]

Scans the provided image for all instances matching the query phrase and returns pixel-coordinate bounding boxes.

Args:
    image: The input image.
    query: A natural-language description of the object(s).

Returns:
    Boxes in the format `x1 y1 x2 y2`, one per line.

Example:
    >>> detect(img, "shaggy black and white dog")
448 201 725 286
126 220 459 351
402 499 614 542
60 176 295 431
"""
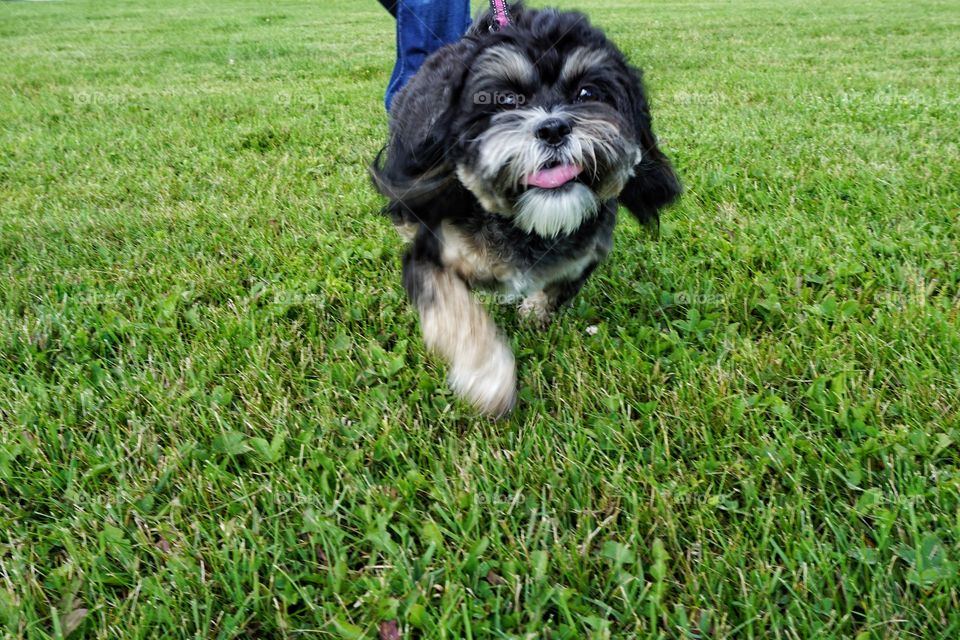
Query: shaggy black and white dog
372 4 680 417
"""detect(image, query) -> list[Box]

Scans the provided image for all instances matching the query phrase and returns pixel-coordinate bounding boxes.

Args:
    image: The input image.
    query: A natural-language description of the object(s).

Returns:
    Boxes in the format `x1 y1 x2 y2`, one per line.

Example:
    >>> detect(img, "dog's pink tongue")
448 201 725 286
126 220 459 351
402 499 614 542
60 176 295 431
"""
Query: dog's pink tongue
526 164 582 189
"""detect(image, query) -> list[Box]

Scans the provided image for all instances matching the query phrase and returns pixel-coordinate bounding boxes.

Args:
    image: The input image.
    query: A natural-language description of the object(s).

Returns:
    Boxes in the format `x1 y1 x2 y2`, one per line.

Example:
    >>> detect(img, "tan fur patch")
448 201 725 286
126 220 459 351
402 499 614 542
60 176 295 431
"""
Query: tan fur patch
472 46 536 88
455 164 512 214
394 221 418 242
439 221 515 285
561 47 613 83
518 290 554 327
418 267 516 417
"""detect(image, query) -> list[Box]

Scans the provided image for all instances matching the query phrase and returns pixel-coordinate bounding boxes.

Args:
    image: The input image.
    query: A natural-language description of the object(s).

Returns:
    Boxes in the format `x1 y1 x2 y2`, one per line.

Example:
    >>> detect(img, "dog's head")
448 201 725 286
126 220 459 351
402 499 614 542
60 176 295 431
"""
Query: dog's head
373 4 680 238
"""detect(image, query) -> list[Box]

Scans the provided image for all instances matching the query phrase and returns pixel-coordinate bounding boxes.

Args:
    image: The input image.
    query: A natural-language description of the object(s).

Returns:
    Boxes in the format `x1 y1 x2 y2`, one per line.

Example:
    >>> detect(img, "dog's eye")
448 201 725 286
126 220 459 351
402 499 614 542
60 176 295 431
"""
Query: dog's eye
576 85 601 102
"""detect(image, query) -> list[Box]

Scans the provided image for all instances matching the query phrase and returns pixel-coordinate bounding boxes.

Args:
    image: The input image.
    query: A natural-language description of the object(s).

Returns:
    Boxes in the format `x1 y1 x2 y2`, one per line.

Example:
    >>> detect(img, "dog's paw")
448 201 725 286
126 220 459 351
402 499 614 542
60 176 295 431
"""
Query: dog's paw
447 340 517 419
518 291 554 328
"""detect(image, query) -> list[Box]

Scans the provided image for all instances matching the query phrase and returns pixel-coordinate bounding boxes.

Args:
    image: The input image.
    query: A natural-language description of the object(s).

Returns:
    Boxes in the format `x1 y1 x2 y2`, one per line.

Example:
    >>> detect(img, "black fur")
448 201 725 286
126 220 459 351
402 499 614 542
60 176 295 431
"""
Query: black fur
401 230 442 309
372 4 680 235
370 4 680 415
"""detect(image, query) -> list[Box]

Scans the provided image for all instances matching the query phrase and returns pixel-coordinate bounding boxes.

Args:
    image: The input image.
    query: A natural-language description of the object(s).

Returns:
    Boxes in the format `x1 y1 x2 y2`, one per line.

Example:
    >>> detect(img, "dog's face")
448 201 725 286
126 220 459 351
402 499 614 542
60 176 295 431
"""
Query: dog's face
454 36 644 237
375 5 680 238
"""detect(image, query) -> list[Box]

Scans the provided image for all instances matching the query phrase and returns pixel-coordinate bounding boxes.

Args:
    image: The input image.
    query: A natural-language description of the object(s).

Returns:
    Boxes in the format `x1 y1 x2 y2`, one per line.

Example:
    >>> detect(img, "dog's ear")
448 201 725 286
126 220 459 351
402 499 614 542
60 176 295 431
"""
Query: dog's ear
371 39 476 227
618 65 681 226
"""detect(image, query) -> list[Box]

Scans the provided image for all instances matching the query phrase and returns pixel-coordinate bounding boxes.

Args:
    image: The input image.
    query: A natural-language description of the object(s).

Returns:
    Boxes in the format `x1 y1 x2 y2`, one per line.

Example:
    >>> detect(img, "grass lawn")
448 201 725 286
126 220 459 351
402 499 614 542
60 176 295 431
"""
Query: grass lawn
1 0 959 637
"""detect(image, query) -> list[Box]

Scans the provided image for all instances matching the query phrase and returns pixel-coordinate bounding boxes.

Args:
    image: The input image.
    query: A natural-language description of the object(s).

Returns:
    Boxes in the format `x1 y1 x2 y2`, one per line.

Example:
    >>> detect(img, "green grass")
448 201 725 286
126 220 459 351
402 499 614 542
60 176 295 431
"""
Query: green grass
1 0 959 637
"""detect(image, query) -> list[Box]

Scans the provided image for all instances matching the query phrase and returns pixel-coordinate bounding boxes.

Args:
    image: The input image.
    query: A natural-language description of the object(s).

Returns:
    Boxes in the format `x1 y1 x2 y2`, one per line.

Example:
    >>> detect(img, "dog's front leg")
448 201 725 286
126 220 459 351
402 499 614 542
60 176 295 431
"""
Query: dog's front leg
403 250 516 418
518 290 554 327
519 260 602 327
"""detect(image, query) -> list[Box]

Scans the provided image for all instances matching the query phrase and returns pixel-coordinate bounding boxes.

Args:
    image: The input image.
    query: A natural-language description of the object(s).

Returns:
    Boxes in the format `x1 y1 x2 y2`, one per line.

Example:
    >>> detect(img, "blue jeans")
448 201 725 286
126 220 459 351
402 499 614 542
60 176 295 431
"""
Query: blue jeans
378 0 471 111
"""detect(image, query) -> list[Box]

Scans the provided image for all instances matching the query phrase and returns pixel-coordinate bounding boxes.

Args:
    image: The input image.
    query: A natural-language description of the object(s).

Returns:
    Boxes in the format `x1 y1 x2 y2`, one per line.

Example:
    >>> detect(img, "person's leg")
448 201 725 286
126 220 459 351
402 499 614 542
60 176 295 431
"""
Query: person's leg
385 0 471 111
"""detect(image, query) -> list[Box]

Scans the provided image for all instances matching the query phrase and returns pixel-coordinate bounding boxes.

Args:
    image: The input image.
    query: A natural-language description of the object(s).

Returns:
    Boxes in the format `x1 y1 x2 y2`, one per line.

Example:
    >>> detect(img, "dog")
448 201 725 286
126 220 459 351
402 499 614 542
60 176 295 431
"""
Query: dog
371 3 681 417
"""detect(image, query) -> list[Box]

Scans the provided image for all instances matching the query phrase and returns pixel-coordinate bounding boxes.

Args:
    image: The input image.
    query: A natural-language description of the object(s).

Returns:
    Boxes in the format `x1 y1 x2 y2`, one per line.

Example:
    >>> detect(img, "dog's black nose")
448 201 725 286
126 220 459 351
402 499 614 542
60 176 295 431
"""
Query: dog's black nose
535 118 572 145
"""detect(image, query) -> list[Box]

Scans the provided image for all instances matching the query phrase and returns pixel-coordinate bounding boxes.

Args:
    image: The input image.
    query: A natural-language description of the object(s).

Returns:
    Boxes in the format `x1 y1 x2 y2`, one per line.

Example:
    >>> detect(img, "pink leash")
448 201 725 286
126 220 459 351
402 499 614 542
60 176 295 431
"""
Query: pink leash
488 0 513 31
